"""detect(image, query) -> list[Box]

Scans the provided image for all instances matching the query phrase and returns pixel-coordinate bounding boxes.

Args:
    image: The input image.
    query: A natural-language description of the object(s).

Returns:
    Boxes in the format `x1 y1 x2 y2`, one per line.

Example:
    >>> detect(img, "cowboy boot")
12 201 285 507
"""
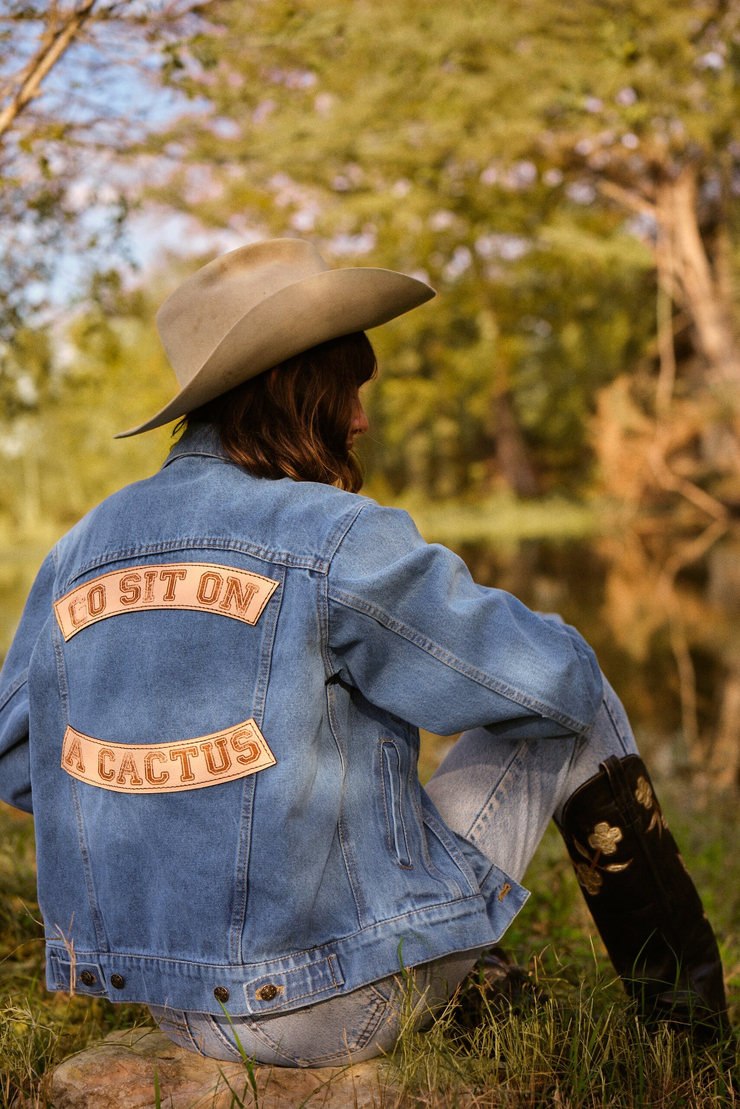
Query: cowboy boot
560 754 729 1042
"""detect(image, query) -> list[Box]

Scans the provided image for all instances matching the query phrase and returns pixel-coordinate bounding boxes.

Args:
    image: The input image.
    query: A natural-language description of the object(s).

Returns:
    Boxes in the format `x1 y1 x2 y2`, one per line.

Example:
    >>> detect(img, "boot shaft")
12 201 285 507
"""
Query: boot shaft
560 755 727 1037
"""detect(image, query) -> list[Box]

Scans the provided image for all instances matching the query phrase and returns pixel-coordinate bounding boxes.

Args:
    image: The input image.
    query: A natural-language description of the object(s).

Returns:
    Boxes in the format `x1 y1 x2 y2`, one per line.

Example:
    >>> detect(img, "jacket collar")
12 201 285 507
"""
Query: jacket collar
161 423 230 469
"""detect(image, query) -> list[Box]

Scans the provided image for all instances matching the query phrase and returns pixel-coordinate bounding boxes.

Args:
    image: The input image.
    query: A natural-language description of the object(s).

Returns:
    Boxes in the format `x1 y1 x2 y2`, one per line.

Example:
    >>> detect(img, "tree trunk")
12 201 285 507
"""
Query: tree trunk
656 167 740 389
708 661 740 789
601 169 740 788
494 391 539 498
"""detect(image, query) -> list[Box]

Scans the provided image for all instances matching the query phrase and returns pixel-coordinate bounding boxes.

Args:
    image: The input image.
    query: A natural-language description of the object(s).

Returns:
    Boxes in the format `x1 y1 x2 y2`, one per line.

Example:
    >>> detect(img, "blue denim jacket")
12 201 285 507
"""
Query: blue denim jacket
0 425 602 1016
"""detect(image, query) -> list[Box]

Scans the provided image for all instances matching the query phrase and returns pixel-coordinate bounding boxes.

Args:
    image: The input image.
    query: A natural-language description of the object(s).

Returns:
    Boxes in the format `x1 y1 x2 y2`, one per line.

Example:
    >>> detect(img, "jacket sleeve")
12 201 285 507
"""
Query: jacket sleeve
326 503 602 739
0 550 57 813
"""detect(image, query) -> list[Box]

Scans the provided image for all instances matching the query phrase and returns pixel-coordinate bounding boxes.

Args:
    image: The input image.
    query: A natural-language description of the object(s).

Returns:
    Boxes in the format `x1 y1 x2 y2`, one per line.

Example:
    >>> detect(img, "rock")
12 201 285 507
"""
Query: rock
51 1027 399 1109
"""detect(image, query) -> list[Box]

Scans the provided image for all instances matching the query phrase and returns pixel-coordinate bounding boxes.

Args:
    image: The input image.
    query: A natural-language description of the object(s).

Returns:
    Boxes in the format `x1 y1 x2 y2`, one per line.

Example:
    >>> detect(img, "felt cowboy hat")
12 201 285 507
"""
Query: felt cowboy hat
117 238 435 437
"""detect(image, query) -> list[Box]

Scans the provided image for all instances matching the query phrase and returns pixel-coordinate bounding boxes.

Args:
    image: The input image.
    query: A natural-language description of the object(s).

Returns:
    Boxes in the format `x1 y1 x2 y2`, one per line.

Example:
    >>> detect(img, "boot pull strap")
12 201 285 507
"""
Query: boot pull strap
600 755 642 829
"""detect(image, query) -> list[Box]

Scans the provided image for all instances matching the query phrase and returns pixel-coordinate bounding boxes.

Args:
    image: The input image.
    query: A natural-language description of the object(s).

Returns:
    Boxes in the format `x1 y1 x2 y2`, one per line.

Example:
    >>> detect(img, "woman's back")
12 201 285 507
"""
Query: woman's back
12 421 576 1018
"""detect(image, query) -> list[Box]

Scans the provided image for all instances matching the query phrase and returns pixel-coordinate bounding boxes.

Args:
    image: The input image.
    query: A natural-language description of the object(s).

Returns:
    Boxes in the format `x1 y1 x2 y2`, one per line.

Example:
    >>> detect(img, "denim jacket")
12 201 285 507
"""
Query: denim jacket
0 424 602 1016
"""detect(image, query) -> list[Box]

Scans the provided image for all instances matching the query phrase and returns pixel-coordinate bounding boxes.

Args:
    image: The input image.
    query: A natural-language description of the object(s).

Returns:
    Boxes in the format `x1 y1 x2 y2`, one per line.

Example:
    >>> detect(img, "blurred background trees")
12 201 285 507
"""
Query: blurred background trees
4 0 740 787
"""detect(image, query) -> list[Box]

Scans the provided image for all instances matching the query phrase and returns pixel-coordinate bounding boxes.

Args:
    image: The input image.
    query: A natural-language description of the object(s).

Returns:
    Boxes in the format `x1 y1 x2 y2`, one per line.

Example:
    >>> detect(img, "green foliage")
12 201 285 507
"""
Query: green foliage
0 280 177 660
149 0 740 495
0 279 175 541
0 804 150 1107
387 792 740 1107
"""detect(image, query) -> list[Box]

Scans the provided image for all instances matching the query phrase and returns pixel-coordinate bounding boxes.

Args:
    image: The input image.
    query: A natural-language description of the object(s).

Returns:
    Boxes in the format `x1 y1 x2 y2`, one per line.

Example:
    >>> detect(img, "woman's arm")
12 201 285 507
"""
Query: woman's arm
327 503 602 738
0 550 57 812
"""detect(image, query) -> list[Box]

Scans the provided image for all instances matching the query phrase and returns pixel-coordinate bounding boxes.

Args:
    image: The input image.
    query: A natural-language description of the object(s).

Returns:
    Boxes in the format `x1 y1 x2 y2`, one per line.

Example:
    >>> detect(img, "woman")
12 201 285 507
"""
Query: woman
0 239 728 1066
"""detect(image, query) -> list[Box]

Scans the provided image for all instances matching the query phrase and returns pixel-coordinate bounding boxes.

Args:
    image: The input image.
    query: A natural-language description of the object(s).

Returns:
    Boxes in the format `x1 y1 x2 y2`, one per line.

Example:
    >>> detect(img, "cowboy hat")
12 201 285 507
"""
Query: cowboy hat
116 238 435 437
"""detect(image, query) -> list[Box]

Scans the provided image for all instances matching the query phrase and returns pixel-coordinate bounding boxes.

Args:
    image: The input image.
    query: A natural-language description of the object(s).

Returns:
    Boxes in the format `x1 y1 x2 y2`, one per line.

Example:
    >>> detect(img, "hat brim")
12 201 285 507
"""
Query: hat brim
116 266 434 437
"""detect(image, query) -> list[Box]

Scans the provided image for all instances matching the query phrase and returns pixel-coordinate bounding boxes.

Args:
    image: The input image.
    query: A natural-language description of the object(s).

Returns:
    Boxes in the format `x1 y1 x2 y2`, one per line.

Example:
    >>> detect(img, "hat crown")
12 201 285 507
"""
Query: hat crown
156 239 330 387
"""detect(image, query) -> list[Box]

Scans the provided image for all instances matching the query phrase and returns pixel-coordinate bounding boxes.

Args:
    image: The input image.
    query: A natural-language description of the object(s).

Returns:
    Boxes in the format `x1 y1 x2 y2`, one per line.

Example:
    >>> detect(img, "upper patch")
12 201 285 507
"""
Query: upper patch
54 562 279 641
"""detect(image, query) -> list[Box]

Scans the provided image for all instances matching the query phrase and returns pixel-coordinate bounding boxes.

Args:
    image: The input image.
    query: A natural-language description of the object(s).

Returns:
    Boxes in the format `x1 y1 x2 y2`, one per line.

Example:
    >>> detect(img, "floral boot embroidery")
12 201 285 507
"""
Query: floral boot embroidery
634 775 667 835
572 821 631 894
570 775 667 896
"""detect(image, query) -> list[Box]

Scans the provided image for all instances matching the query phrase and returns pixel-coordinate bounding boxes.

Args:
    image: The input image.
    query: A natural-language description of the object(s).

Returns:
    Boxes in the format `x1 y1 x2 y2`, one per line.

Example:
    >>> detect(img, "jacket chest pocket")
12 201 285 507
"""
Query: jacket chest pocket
379 739 412 869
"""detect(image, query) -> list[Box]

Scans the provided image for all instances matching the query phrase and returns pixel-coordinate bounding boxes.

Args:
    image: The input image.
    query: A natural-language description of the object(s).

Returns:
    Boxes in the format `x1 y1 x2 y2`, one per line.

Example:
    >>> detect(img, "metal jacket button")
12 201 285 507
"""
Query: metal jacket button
257 983 279 1001
213 986 229 1003
80 970 96 986
110 974 125 990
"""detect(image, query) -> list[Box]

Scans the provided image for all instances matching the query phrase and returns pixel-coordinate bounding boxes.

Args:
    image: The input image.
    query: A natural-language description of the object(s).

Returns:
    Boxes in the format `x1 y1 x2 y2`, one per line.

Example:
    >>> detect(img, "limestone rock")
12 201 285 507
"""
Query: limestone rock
51 1027 400 1109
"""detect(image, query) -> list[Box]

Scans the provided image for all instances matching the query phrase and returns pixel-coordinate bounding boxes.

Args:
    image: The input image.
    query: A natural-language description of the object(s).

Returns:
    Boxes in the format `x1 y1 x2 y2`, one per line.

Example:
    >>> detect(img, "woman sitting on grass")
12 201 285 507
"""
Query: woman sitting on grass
0 239 728 1065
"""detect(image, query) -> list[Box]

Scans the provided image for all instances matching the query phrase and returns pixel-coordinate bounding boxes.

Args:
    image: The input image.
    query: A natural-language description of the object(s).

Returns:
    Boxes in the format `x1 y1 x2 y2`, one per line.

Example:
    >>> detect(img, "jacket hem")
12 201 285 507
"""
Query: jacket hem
45 887 527 1017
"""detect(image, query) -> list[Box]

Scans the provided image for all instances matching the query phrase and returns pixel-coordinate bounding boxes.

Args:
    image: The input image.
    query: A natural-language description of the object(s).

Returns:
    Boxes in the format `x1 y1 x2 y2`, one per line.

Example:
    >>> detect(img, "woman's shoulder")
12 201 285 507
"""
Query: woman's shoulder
51 464 393 578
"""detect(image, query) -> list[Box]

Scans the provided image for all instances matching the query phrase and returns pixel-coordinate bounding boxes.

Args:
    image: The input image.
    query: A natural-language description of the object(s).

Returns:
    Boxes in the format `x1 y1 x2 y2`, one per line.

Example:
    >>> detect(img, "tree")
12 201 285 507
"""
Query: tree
0 0 198 426
148 0 740 782
150 0 660 498
0 0 99 143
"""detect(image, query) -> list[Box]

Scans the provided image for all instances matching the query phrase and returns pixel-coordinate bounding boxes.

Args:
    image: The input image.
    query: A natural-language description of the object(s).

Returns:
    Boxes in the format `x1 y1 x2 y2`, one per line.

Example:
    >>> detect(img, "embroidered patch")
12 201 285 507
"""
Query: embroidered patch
61 718 276 793
54 562 279 641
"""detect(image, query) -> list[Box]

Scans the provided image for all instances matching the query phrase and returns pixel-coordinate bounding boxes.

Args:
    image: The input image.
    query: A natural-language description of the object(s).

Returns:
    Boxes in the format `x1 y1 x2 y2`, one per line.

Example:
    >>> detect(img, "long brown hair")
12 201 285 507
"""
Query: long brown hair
180 331 376 493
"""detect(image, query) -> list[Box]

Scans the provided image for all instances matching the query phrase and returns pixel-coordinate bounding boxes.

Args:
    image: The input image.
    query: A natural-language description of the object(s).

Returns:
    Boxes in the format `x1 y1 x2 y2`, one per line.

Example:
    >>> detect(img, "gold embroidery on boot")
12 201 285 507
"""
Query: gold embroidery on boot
635 776 653 808
634 776 666 834
587 822 623 855
646 809 665 834
574 862 603 895
571 821 632 895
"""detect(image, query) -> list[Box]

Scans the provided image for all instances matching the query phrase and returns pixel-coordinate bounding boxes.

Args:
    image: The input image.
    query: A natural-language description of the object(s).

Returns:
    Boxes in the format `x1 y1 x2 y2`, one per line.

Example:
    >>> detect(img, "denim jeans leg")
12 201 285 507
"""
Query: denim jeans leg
425 675 638 884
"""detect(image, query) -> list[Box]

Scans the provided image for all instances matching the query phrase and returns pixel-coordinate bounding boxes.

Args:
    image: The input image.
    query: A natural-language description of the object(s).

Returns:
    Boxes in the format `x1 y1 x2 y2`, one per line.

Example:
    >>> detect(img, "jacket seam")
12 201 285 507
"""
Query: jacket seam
0 670 28 713
421 817 466 898
161 449 233 468
68 780 110 952
60 541 328 590
320 501 367 565
315 554 368 927
318 571 367 925
409 741 461 894
43 889 487 969
52 619 109 952
229 564 285 963
327 586 589 733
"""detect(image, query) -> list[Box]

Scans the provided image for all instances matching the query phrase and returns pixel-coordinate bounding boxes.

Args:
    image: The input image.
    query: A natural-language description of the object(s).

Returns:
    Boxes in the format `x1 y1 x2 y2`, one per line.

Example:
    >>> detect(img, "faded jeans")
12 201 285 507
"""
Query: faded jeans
151 677 637 1066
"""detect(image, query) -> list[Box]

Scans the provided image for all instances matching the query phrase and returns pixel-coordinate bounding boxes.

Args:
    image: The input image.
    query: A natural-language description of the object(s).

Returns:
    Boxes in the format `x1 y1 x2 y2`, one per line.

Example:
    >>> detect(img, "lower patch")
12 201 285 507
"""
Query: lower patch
61 718 276 793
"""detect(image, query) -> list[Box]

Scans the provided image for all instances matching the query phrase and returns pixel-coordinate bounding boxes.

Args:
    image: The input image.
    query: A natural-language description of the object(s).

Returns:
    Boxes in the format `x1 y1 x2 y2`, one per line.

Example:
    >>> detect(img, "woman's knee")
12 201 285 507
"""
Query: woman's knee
592 675 638 759
555 675 639 824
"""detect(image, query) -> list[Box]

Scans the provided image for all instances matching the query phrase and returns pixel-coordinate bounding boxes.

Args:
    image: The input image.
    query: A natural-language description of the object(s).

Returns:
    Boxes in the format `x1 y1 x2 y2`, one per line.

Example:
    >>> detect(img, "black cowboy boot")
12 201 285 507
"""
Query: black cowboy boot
560 755 729 1042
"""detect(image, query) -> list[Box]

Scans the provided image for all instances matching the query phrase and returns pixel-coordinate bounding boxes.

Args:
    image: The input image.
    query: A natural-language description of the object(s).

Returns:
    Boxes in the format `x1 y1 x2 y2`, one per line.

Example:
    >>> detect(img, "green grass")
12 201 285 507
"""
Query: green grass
0 780 738 1107
0 804 151 1107
387 792 740 1108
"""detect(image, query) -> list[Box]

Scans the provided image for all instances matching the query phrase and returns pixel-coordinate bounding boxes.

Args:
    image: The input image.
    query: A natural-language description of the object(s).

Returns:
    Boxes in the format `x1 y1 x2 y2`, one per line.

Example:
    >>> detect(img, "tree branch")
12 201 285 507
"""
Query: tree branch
648 442 729 522
0 0 99 146
598 179 658 220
